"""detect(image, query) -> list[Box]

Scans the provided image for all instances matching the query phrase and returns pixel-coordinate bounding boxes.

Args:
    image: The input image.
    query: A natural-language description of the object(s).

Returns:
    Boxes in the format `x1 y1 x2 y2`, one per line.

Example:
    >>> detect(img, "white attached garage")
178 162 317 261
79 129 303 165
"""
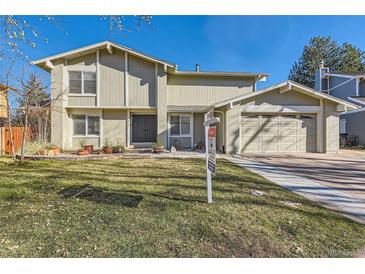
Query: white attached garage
214 80 358 154
240 114 317 153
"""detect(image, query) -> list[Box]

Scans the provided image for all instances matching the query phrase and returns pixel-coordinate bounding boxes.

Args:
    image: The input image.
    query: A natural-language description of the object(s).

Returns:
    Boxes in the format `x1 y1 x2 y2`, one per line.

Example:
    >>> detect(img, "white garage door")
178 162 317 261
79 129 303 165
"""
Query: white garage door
240 114 317 153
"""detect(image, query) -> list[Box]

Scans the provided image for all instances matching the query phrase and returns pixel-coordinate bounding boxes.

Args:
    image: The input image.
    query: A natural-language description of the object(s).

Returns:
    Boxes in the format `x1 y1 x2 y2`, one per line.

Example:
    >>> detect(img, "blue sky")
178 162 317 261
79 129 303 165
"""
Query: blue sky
19 15 365 88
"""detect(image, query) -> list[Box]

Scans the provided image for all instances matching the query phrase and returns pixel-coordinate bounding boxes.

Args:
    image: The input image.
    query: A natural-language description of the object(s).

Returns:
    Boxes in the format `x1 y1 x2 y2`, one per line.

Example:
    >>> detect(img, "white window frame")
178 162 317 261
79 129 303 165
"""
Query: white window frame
72 114 100 137
68 71 97 96
169 114 193 137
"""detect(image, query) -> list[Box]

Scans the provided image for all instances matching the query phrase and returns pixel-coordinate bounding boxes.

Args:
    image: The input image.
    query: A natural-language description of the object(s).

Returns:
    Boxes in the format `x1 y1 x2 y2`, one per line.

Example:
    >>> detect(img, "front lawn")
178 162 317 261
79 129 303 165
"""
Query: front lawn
0 157 364 257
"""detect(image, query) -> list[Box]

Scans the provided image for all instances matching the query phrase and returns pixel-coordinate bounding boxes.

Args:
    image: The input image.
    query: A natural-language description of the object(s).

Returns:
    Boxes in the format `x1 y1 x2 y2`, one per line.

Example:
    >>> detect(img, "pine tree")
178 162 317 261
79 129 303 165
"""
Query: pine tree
289 36 365 88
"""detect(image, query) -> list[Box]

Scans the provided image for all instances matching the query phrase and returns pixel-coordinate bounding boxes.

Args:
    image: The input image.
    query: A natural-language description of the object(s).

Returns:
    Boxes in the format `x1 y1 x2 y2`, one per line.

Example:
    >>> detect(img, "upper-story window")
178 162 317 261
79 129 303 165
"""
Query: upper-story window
69 71 96 95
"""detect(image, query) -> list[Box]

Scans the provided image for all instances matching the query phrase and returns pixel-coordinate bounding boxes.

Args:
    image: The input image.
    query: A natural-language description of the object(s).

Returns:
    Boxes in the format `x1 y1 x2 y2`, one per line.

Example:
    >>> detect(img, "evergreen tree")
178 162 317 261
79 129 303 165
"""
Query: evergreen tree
289 36 365 87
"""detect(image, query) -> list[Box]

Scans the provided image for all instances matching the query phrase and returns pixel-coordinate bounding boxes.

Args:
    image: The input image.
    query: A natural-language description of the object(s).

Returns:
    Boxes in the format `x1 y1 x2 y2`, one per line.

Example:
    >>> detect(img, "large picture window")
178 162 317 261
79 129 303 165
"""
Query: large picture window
169 115 191 137
73 115 100 136
69 71 96 95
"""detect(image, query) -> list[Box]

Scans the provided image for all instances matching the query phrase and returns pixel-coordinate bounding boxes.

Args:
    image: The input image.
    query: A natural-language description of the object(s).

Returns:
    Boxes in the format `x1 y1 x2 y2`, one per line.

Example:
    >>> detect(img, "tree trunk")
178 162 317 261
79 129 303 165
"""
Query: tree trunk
20 111 28 162
6 91 16 162
44 110 50 142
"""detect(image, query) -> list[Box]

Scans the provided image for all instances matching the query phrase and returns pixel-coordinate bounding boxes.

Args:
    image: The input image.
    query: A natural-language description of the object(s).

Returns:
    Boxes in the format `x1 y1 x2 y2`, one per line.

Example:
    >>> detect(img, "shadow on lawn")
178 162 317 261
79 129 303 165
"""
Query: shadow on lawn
58 184 143 208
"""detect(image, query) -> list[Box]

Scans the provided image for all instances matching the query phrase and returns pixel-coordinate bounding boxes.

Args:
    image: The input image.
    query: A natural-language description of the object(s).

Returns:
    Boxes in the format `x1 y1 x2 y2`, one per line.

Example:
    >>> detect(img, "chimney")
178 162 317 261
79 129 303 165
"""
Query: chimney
319 60 325 69
195 64 200 72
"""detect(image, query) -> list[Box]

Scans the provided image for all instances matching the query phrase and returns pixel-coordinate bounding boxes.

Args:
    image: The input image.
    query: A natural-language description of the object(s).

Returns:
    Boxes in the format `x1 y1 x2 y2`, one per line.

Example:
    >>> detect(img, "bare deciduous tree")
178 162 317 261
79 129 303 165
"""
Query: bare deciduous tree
0 56 17 161
0 15 152 60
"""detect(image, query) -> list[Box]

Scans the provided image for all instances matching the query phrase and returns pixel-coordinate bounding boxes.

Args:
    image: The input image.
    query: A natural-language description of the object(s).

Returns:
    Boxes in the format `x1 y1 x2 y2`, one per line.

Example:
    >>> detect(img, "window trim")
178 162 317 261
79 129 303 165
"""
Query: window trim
169 114 193 138
72 114 100 137
68 71 96 95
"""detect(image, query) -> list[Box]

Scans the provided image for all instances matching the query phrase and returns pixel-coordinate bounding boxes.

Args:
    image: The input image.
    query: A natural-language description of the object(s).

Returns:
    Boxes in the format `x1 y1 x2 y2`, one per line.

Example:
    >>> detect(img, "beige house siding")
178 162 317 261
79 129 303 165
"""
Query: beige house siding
193 113 205 147
100 49 125 106
50 61 66 148
128 54 156 107
67 53 96 66
157 64 168 146
252 89 320 106
323 100 340 152
167 75 254 106
72 137 99 149
102 109 127 147
215 111 225 152
68 96 97 106
225 103 241 154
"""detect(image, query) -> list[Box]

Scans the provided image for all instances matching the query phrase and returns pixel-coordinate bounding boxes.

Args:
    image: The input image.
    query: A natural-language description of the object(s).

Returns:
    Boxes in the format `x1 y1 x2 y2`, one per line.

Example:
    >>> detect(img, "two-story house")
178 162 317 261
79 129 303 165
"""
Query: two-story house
32 41 356 154
315 63 365 145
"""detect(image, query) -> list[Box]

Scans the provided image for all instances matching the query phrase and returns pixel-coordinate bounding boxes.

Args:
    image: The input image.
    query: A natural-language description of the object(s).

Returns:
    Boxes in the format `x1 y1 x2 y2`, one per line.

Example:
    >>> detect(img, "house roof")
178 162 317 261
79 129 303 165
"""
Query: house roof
323 71 365 78
211 80 359 110
32 40 177 70
31 41 269 80
169 70 269 80
331 71 365 76
348 96 365 106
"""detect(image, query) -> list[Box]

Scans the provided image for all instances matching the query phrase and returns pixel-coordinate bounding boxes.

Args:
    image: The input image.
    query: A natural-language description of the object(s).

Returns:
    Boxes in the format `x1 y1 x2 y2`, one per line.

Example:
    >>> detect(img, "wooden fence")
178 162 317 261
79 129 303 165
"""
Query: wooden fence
0 127 31 155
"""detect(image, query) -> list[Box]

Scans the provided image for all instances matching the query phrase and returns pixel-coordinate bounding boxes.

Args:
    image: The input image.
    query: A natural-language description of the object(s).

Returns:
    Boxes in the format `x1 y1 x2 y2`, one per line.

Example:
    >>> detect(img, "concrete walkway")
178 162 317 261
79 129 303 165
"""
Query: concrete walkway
225 151 365 225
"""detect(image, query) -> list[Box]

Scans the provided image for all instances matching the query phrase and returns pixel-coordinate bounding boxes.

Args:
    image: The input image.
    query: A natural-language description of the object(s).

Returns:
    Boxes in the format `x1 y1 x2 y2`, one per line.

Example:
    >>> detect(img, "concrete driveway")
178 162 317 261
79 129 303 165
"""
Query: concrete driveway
226 150 365 224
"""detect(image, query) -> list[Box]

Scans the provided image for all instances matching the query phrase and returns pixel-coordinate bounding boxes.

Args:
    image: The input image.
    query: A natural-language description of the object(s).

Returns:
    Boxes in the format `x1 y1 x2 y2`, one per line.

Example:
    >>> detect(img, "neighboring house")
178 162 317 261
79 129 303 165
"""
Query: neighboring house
32 41 356 154
0 84 9 120
315 63 365 145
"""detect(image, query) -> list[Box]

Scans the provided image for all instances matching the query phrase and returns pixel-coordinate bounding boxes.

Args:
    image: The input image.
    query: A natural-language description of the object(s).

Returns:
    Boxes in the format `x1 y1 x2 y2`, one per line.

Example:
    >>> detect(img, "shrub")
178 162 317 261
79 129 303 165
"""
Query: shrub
17 141 51 155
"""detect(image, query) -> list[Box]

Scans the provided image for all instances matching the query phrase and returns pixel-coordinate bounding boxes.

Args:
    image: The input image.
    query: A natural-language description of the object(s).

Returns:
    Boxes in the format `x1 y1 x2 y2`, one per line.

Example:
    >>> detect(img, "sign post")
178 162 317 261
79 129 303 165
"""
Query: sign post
204 110 220 204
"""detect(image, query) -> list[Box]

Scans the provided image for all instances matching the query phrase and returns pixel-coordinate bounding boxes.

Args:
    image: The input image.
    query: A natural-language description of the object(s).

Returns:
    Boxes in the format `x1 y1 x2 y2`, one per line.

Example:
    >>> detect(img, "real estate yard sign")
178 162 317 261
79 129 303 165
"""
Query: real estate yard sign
208 127 216 175
204 110 220 204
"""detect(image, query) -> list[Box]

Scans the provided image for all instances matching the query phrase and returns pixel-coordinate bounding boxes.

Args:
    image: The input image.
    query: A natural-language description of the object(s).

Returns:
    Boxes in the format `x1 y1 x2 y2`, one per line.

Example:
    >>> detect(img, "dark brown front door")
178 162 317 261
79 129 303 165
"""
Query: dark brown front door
131 115 157 143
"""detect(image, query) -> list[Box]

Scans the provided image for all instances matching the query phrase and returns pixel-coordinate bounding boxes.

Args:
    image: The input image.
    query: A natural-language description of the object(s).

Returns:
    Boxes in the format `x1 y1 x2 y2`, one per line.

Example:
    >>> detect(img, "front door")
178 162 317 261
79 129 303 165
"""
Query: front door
131 115 157 143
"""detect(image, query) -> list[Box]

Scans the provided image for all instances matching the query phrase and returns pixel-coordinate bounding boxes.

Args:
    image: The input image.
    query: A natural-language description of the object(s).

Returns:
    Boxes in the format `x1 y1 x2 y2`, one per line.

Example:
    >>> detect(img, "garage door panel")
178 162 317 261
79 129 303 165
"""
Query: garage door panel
262 121 279 128
241 142 261 152
242 121 260 127
262 145 281 152
241 127 261 136
282 143 299 152
282 128 298 135
282 136 298 143
262 128 280 135
240 113 317 153
241 137 259 144
281 121 298 127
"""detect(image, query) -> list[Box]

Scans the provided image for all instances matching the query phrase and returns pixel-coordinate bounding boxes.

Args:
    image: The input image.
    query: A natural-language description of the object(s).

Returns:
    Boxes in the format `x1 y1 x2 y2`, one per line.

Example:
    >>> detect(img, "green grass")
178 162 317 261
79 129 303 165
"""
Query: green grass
0 157 365 258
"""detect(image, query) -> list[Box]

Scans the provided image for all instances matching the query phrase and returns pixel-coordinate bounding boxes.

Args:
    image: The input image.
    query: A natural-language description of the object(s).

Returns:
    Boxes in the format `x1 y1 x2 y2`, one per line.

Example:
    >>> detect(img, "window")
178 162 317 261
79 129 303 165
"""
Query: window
69 71 82 94
170 115 191 136
69 71 96 94
170 116 180 135
181 116 190 135
73 115 100 136
87 116 100 135
84 72 96 94
73 115 86 135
